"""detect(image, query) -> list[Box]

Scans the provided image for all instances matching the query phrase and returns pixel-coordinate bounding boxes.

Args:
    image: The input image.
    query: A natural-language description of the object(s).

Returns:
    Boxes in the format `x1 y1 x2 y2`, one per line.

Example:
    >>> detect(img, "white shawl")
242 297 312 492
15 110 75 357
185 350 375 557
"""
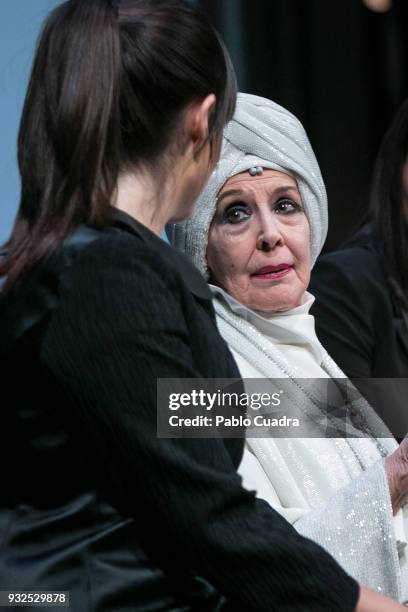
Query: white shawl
213 288 408 602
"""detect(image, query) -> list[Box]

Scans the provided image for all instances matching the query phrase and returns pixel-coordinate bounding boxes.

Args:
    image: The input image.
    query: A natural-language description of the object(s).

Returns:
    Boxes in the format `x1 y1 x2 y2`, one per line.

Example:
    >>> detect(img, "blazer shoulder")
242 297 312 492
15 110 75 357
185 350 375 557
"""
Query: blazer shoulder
310 245 390 328
317 245 381 269
313 246 385 289
61 228 212 303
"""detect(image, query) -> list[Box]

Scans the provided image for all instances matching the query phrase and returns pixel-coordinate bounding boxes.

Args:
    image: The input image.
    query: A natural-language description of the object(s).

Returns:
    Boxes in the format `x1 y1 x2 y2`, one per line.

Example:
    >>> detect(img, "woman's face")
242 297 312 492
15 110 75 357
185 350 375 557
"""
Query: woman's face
206 169 311 314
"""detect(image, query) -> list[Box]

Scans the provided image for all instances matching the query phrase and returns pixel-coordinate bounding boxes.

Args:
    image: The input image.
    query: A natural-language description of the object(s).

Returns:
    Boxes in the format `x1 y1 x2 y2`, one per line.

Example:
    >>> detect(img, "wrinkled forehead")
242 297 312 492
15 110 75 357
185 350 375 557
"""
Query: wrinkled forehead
219 168 299 194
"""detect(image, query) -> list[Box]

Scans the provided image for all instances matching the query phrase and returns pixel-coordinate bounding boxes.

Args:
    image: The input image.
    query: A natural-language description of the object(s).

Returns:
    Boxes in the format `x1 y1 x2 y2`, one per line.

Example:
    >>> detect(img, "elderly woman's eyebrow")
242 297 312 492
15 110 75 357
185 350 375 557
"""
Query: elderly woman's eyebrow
217 184 299 204
272 185 300 197
217 188 244 203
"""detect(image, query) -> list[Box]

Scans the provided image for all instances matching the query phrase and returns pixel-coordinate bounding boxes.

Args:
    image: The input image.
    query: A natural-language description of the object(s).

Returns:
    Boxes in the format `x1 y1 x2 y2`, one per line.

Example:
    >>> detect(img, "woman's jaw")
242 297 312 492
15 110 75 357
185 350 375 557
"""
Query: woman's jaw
211 266 310 315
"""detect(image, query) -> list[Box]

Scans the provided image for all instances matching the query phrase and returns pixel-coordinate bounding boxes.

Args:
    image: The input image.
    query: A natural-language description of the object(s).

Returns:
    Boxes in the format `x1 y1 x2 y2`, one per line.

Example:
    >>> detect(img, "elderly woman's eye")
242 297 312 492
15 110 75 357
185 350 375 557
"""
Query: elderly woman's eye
223 203 251 224
274 198 302 214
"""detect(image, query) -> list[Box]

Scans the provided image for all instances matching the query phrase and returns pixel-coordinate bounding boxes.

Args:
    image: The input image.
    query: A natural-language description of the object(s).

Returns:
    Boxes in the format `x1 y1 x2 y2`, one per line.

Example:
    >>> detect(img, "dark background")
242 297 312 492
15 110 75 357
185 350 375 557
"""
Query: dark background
198 0 408 251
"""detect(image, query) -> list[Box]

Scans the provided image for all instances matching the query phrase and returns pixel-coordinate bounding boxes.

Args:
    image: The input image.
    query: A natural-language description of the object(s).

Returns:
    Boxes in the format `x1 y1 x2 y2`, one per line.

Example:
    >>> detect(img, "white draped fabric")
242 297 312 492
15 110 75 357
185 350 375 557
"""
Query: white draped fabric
212 285 408 602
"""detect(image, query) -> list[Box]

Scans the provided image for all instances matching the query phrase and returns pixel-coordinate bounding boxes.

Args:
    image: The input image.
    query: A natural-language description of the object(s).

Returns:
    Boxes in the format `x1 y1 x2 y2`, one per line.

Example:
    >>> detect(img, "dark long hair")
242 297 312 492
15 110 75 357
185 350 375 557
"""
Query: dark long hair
0 0 236 293
352 98 408 295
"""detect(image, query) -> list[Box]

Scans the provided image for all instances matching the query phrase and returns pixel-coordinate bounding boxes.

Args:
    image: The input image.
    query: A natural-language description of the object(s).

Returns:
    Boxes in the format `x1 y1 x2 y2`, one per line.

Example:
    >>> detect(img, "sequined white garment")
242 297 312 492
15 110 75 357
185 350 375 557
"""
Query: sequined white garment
213 288 408 602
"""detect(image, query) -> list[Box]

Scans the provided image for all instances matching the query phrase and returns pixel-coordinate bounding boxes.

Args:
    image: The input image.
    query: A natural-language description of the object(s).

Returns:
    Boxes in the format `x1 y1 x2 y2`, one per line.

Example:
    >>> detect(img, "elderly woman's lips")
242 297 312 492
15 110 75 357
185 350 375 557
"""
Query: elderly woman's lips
252 265 293 280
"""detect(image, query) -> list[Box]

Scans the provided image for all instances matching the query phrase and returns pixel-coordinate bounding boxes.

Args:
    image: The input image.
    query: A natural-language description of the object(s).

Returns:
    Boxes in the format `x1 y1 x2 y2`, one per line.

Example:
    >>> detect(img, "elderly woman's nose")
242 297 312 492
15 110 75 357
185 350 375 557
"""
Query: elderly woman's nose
256 216 283 251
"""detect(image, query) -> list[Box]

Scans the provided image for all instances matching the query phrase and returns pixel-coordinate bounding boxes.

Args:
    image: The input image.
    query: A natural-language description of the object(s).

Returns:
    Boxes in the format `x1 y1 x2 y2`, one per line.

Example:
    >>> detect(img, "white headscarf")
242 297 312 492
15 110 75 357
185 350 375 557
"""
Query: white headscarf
171 92 328 276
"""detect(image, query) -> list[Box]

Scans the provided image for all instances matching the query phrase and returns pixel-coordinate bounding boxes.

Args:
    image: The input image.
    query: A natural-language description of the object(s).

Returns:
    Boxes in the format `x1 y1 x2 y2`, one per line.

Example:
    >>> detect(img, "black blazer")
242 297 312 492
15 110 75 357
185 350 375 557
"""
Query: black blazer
310 241 408 436
0 209 358 611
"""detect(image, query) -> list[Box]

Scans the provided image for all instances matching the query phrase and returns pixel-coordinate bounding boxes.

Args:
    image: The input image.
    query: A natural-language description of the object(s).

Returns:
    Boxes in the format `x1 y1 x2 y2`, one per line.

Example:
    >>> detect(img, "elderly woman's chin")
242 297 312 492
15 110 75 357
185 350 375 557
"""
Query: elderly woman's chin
253 278 308 314
213 269 310 315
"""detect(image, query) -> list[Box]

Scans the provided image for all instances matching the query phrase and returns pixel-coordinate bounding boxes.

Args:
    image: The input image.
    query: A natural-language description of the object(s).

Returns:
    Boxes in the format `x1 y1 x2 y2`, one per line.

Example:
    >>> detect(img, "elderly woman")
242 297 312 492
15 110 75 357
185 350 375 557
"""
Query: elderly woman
172 93 408 603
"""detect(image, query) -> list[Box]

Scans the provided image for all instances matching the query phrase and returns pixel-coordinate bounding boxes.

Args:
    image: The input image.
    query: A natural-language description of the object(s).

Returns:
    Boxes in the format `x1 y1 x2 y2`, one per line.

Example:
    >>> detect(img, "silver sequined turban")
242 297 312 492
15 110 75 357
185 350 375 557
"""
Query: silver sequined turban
171 92 328 276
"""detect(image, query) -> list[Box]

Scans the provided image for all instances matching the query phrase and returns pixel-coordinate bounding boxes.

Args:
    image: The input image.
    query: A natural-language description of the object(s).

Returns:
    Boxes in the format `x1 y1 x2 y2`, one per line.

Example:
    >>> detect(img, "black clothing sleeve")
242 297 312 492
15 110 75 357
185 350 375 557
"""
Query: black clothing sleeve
310 248 408 437
310 252 375 378
41 235 359 611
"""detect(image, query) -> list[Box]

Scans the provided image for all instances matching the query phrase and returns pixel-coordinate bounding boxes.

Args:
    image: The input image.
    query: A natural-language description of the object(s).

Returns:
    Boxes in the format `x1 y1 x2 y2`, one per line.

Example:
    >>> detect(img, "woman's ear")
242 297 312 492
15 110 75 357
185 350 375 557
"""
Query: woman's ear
186 94 216 156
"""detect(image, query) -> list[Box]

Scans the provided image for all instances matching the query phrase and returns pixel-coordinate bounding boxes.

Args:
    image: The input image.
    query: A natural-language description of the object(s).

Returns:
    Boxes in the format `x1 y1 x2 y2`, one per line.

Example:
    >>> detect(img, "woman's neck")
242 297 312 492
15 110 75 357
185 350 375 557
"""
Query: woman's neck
114 170 170 236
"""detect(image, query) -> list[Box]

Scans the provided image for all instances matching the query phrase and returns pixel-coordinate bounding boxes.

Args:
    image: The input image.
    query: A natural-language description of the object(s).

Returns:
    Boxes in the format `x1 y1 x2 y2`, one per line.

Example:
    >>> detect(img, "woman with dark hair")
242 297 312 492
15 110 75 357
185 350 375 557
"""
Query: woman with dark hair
0 1 399 610
310 99 408 436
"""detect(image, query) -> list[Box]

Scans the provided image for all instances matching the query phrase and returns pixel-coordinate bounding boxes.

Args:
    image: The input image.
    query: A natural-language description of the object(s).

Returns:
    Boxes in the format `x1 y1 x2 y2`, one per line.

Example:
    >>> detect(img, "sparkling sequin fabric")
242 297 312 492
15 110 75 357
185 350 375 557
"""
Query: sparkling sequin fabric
215 294 407 601
295 461 402 599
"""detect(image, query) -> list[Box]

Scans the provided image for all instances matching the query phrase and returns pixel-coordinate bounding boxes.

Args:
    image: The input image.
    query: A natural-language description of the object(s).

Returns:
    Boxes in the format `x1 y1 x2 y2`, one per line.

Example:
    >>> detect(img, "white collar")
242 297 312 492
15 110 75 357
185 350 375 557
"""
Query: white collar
209 283 315 320
209 284 325 364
